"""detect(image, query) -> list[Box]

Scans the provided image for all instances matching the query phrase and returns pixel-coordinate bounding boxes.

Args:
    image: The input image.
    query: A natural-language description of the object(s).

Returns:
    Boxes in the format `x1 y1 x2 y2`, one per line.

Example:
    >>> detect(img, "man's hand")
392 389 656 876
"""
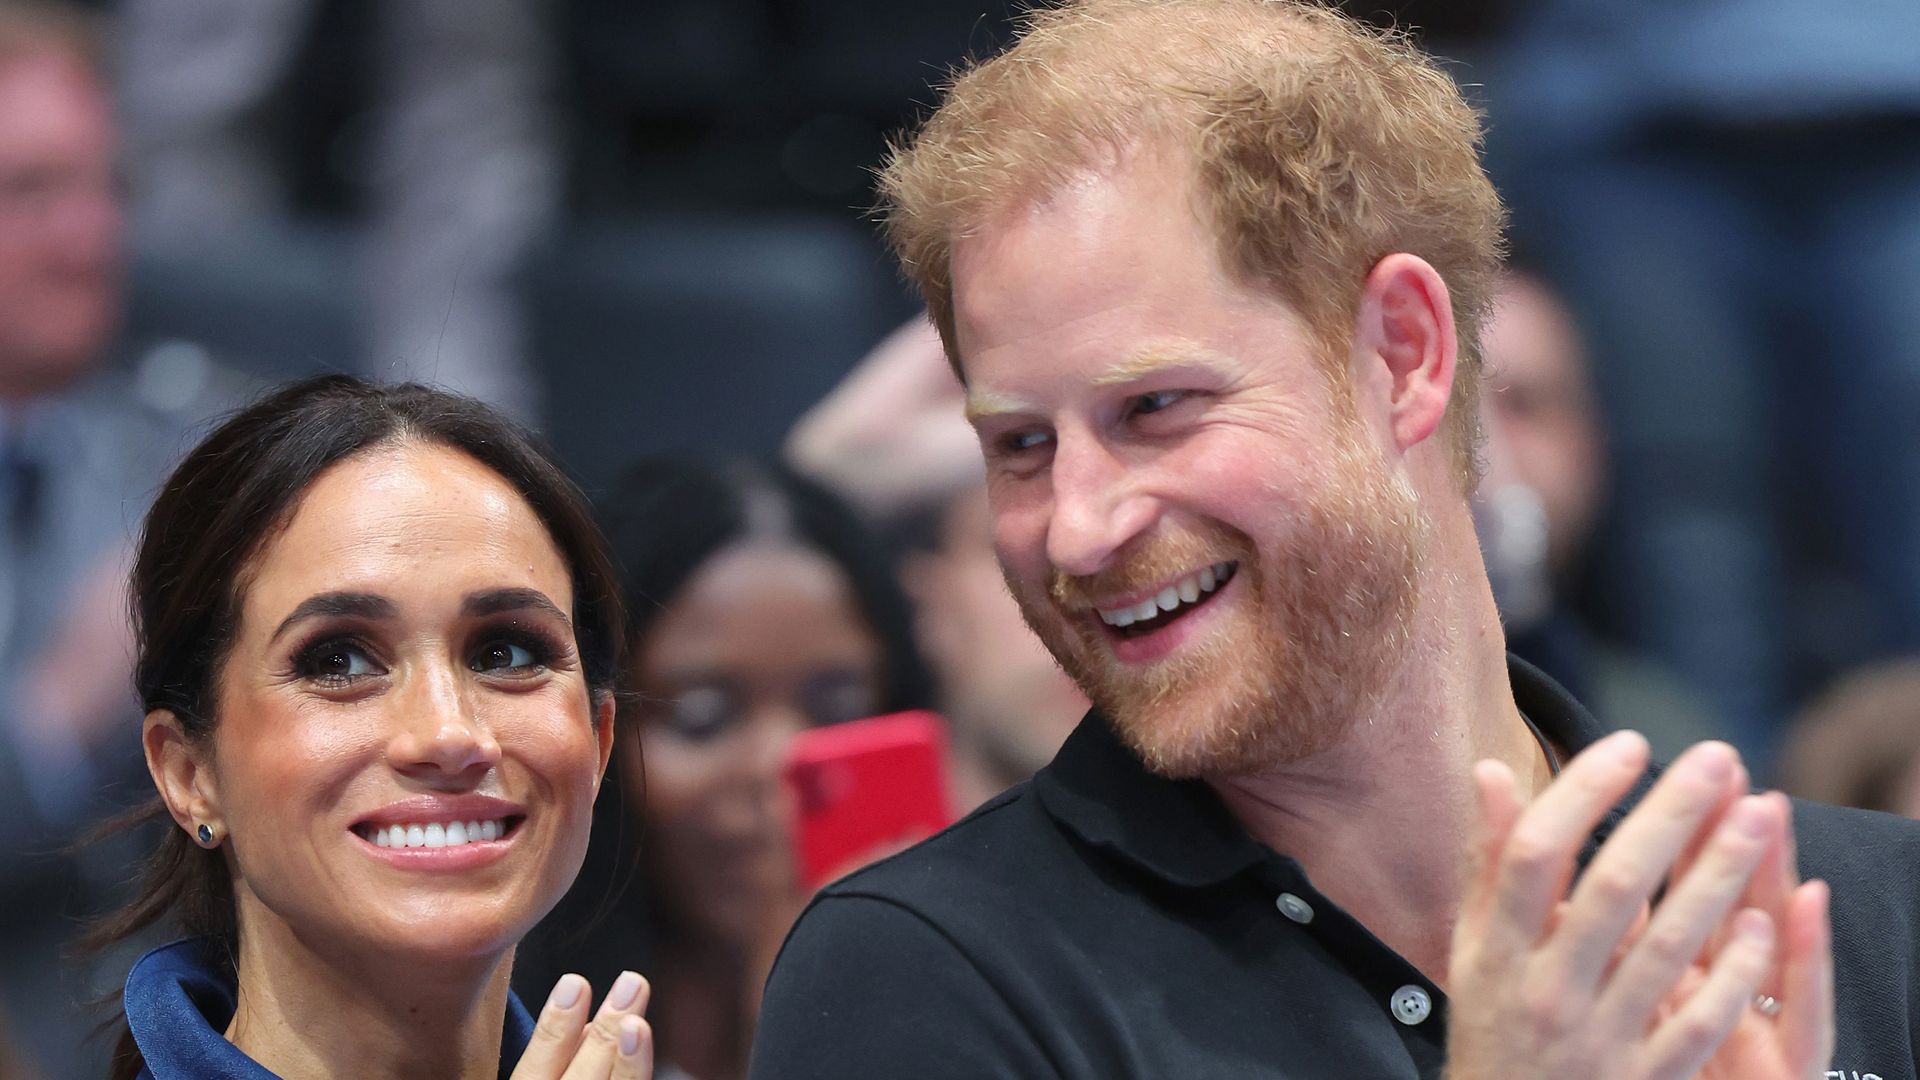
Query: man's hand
1447 732 1834 1079
512 971 653 1080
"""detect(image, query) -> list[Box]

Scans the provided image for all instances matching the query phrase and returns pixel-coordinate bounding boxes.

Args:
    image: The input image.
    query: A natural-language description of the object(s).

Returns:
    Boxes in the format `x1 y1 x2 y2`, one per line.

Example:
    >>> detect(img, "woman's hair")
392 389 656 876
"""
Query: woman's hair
1779 659 1920 815
514 457 935 1008
93 375 625 1080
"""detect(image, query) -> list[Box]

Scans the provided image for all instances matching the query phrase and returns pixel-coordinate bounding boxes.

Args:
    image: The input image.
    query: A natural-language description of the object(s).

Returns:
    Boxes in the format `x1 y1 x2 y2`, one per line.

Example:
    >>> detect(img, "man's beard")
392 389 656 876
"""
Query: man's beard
1008 429 1429 778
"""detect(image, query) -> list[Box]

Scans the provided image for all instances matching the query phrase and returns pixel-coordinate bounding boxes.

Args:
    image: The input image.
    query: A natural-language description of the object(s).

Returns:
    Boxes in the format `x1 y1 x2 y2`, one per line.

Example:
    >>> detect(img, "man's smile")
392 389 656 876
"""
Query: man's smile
1093 560 1238 638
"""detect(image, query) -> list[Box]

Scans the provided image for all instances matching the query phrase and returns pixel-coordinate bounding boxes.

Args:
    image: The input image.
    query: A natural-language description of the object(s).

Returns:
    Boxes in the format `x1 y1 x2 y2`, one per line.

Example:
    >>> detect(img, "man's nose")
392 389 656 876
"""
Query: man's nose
1045 435 1156 577
388 661 503 783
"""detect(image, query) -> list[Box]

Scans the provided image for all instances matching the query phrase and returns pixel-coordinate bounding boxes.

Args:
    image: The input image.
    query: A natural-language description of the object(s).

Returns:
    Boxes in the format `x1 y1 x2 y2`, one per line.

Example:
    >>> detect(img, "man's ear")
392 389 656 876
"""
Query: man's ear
144 708 219 839
592 690 618 795
1351 253 1456 452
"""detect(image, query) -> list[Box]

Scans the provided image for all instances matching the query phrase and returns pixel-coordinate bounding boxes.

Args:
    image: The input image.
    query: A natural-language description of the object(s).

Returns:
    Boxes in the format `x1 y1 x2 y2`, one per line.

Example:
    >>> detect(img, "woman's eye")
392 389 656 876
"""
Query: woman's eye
658 685 740 742
472 638 543 674
296 640 383 686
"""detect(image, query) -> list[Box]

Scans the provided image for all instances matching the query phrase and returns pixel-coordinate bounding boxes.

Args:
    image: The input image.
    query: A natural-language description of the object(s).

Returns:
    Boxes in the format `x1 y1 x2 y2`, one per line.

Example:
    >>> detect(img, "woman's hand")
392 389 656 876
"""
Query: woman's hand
512 971 654 1080
1446 732 1833 1079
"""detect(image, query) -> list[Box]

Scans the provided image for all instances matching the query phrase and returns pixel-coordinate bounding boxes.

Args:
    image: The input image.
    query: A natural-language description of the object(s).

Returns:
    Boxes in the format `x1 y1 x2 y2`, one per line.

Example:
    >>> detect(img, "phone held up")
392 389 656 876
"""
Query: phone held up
781 709 954 891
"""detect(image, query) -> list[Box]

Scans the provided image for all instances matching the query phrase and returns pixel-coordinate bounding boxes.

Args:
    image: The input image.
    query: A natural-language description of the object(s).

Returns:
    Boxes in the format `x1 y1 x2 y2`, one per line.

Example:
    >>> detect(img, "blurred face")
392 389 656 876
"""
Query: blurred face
954 150 1427 779
202 442 612 966
907 485 1086 776
628 543 884 948
1480 275 1603 574
0 50 120 398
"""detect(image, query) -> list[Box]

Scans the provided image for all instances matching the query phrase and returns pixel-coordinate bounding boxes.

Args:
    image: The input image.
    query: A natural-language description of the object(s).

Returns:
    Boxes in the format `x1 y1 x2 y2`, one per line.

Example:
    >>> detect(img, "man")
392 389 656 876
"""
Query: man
0 7 205 1078
751 2 1919 1077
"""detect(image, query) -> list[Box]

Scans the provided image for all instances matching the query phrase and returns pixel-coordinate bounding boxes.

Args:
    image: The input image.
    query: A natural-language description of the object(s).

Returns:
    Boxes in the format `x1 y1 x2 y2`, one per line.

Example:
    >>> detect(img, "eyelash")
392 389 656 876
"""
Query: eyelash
289 625 565 690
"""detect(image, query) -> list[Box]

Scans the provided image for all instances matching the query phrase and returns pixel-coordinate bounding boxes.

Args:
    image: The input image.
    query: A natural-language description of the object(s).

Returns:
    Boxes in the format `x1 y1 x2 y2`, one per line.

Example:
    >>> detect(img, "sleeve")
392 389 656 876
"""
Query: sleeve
748 892 1061 1080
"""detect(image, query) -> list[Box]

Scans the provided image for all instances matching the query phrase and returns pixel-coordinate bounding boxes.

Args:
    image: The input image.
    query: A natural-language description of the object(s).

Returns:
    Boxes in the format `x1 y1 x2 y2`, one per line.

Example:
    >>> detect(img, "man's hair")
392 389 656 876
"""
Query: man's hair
879 0 1505 486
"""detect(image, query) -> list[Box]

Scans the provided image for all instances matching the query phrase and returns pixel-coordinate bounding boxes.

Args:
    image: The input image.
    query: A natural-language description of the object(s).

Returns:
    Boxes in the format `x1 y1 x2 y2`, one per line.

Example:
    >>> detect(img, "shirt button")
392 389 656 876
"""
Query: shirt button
1390 985 1432 1026
1274 892 1315 924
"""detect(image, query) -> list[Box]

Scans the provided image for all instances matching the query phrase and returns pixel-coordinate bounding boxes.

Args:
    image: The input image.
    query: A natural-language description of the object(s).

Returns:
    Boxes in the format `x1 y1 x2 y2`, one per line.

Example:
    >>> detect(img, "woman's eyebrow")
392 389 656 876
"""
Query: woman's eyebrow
270 592 396 643
462 587 571 629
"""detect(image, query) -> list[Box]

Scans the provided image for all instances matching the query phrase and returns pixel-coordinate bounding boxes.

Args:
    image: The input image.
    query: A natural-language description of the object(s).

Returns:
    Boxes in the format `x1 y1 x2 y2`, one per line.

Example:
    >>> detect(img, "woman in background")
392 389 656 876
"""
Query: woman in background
518 459 935 1080
98 376 652 1078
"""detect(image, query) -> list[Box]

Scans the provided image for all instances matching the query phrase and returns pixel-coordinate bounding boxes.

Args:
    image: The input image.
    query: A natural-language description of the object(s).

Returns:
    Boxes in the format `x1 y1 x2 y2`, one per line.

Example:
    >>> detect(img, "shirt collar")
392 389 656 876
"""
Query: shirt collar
126 937 537 1079
1033 653 1655 889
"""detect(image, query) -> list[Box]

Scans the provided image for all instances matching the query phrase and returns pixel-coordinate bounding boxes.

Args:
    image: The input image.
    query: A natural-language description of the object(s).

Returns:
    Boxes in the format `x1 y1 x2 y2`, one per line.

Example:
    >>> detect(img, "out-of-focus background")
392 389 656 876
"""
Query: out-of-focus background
4 1 1920 1077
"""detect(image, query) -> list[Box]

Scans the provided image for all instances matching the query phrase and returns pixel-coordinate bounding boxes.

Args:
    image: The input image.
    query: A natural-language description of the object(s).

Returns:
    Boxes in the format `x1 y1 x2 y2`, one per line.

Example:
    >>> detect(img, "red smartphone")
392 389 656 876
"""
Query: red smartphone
782 709 953 891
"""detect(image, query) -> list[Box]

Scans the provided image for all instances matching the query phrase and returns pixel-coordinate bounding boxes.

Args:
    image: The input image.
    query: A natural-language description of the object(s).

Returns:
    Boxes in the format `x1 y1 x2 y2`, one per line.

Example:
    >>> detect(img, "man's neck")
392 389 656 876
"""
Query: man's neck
225 902 515 1080
1207 559 1551 988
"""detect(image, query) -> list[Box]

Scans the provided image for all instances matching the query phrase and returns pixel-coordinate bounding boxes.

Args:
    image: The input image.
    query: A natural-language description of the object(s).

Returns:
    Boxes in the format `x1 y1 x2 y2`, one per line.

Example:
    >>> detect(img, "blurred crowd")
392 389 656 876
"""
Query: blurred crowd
1 0 1918 1077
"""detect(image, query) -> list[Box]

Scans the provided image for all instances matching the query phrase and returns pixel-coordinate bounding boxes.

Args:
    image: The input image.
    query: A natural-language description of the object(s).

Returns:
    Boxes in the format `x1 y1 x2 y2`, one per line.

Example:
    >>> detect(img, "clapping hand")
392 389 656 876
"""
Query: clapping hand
1446 732 1833 1079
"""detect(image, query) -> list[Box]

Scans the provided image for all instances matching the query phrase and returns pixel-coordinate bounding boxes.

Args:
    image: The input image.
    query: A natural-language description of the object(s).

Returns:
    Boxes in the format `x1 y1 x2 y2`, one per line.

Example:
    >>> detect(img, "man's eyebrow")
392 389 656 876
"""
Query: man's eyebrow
963 389 1038 424
270 592 396 643
1090 346 1238 387
462 587 571 629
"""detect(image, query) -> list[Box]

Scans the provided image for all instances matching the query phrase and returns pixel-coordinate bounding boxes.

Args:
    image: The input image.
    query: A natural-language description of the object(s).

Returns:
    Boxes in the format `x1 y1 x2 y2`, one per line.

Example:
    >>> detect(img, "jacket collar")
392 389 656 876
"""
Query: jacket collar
126 936 536 1079
1033 654 1654 888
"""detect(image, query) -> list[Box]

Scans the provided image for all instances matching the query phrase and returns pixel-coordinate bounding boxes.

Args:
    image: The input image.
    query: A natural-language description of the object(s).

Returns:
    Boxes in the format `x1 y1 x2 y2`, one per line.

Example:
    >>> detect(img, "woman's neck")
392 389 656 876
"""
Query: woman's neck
225 914 514 1080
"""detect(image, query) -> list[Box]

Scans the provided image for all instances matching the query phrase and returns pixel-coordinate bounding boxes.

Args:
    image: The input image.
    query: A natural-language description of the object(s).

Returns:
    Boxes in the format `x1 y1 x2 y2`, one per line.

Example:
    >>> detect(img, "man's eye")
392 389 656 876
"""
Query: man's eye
1130 389 1186 417
1001 429 1053 454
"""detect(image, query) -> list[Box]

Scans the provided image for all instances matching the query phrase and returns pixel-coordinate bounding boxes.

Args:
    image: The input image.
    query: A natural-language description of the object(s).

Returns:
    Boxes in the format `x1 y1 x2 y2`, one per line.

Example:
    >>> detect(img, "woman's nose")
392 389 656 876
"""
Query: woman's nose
388 661 503 782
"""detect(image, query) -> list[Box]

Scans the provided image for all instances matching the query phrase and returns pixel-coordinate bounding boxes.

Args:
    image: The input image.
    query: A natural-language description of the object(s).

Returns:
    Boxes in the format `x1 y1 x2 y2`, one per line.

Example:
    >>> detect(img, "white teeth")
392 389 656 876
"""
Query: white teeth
361 817 511 849
1096 561 1238 628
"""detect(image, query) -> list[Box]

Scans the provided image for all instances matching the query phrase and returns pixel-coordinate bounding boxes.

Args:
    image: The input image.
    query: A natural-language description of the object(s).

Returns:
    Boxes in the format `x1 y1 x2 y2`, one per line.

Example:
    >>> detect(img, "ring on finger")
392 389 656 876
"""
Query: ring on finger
1751 993 1781 1017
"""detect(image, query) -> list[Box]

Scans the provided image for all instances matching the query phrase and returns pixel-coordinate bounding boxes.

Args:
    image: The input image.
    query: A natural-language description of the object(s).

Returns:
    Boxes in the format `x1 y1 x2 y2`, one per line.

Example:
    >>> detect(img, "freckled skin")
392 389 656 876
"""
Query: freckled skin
206 443 612 968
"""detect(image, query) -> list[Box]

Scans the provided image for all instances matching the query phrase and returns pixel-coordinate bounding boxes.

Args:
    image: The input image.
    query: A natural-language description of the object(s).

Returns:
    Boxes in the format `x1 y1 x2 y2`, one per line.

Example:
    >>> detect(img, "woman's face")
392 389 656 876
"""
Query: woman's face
184 442 613 966
627 542 885 949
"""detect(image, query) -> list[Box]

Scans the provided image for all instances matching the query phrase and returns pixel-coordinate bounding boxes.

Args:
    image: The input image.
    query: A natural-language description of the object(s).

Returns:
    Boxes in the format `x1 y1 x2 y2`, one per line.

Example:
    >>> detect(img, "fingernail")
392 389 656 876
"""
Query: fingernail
549 973 586 1011
1735 907 1774 941
608 969 642 1010
619 1015 643 1057
1733 795 1773 837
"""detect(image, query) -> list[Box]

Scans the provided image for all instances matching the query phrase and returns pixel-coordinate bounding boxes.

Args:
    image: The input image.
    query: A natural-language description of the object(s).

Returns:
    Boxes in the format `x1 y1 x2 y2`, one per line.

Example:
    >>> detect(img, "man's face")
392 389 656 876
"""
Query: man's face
952 151 1428 779
0 51 120 398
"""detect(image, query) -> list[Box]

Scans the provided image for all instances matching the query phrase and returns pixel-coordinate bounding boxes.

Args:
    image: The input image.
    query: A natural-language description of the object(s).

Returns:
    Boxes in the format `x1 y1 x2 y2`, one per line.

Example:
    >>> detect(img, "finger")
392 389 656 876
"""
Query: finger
512 974 591 1080
1670 758 1748 893
1738 792 1800 997
611 1015 654 1080
1488 731 1651 944
560 970 649 1080
1777 879 1835 1073
1639 907 1776 1080
1598 794 1780 1033
1459 758 1525 937
1550 741 1740 991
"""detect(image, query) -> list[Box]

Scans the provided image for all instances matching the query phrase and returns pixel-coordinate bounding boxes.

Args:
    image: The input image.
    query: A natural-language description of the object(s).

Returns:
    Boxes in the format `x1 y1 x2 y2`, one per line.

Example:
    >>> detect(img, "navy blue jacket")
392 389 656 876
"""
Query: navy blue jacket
125 937 536 1079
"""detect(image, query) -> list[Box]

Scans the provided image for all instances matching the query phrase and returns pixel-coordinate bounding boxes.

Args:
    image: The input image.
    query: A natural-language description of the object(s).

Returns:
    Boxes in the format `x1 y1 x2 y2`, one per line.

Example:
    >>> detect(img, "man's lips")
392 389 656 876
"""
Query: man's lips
1090 561 1238 637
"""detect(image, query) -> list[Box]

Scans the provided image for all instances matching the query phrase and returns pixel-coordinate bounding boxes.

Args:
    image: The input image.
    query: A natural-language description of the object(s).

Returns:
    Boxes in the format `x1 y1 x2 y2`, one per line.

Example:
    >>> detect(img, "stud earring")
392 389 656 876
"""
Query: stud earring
195 823 217 847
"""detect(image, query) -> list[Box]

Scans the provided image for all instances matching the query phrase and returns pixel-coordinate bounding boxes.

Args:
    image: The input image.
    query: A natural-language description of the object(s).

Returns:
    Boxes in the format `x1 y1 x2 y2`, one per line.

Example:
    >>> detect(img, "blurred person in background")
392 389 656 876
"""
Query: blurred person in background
1483 0 1920 769
1778 660 1920 818
0 5 197 1076
116 0 555 416
787 317 1087 808
1475 266 1724 763
517 458 935 1080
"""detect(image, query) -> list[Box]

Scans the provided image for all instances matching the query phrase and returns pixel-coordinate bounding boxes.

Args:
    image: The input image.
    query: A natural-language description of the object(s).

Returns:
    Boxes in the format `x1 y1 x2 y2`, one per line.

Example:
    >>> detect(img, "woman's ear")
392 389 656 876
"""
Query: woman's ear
144 708 220 839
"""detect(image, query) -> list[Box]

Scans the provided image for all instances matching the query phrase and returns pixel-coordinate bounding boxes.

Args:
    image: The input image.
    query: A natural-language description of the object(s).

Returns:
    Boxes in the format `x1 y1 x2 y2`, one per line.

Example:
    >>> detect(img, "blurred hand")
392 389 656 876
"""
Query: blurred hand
513 971 653 1080
1447 732 1833 1079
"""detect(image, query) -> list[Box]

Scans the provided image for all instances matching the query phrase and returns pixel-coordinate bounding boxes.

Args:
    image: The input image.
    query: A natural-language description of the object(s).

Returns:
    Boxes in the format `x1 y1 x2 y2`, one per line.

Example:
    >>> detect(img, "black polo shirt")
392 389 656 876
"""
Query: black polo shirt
750 657 1920 1079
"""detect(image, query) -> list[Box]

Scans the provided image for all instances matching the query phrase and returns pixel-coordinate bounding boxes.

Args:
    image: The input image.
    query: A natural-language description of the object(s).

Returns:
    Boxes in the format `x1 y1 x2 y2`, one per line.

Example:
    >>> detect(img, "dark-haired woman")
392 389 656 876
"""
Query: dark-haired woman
103 376 653 1079
516 459 935 1080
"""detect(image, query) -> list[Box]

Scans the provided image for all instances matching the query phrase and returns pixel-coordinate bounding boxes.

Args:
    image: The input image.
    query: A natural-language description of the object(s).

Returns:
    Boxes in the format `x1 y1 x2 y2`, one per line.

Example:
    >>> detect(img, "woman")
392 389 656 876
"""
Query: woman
97 376 653 1078
517 459 934 1080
